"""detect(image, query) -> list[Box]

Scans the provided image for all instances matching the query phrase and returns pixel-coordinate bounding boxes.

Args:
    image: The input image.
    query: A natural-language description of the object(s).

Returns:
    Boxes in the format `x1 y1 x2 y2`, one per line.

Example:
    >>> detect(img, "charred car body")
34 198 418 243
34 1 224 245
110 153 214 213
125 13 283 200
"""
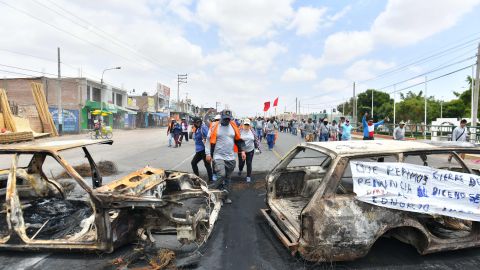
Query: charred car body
262 140 480 262
0 140 222 252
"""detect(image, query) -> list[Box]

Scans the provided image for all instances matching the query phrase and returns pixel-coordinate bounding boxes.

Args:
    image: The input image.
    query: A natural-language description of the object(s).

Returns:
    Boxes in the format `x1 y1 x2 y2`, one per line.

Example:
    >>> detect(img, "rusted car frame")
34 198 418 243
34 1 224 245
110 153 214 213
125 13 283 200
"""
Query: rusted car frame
262 140 480 262
0 139 222 252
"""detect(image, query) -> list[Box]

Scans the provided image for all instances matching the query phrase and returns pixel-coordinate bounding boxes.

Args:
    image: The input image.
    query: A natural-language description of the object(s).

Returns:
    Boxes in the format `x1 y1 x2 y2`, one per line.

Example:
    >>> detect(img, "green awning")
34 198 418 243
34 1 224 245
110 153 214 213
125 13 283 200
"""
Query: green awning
84 100 117 113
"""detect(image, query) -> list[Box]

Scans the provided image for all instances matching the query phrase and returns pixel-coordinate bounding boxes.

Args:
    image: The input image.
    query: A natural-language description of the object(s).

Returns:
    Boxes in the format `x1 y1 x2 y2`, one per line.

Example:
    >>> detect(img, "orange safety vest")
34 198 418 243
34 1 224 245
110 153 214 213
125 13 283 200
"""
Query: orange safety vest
210 121 242 152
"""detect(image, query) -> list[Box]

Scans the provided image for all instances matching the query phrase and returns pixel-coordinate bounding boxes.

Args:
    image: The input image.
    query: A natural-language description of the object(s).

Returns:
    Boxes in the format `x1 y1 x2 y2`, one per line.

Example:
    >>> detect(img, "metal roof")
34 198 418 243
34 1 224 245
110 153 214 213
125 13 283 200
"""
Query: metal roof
0 139 113 152
304 140 478 156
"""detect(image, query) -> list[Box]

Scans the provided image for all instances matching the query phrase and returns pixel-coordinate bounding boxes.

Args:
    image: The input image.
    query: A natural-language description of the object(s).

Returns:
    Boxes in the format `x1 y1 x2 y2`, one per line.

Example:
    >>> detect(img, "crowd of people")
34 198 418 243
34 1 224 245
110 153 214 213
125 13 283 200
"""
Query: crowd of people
165 110 472 205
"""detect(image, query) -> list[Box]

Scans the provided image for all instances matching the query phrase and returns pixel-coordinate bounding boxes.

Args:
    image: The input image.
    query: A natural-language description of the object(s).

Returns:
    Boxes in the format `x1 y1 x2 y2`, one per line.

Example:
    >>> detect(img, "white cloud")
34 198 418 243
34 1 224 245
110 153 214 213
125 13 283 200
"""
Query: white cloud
204 42 287 75
281 68 316 82
313 78 351 95
320 31 374 65
195 0 294 44
344 59 395 81
288 6 327 36
371 0 480 46
327 5 351 22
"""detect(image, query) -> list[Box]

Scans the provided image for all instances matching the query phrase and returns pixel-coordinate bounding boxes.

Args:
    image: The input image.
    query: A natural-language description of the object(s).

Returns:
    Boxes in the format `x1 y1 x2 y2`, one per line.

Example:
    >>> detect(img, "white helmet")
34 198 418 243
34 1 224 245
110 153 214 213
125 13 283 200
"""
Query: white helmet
214 114 221 120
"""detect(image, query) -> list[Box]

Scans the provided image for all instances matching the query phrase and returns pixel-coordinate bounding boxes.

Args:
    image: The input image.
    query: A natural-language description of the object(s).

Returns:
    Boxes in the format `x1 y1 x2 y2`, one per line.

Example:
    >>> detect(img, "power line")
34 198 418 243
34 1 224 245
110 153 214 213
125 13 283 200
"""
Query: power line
377 55 476 91
29 0 179 77
388 64 475 95
0 1 149 69
358 36 480 84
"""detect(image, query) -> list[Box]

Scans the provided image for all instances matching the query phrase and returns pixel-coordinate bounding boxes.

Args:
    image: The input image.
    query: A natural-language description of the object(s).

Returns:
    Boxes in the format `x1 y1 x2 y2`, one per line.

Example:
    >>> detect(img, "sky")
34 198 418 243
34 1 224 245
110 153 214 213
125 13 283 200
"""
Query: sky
0 0 480 117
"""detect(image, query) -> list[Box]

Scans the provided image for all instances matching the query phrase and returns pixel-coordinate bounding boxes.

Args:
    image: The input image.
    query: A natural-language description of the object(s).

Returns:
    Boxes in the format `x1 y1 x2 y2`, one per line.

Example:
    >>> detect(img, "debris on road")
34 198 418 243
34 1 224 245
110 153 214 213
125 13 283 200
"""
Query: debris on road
0 139 224 253
263 140 480 262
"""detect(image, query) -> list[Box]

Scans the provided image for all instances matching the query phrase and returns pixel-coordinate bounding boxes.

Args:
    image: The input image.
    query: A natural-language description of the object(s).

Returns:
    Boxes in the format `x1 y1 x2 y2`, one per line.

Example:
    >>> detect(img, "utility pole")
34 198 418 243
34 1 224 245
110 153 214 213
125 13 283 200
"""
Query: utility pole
295 97 298 115
353 82 356 124
424 76 428 140
371 89 374 118
57 47 63 135
472 43 480 129
393 85 396 125
177 74 187 111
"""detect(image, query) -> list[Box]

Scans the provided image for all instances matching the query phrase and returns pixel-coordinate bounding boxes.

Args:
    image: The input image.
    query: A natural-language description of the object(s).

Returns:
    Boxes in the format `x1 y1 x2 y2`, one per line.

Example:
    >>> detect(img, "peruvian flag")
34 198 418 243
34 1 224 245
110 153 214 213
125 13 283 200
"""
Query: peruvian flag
264 101 271 112
273 97 279 107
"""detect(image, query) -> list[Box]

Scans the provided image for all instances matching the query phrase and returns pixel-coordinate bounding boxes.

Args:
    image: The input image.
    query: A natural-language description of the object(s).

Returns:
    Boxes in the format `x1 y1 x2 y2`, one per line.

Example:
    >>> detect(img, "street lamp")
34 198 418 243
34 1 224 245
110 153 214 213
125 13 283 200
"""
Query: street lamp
100 66 121 112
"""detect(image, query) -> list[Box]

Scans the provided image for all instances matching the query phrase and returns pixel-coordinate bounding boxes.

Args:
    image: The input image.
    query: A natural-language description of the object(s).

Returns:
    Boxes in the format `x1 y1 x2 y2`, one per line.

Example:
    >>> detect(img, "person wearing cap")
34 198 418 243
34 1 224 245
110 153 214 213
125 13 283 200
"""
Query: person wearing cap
237 118 261 182
179 118 189 143
255 117 264 142
393 121 406 141
304 118 315 142
172 120 182 147
191 117 213 182
362 112 387 140
341 119 352 141
206 110 246 204
265 118 278 150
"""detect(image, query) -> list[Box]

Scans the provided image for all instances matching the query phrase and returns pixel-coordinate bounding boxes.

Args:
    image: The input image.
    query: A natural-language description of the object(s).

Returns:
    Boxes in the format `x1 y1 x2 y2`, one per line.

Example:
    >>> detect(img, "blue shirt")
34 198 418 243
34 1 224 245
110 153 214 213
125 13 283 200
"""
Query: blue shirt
341 124 352 140
194 124 209 152
362 115 384 138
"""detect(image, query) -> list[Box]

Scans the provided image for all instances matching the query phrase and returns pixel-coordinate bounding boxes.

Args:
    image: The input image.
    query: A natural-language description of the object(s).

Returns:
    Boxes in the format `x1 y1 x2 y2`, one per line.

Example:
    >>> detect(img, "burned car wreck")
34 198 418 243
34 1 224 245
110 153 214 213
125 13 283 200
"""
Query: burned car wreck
0 139 222 252
262 140 480 262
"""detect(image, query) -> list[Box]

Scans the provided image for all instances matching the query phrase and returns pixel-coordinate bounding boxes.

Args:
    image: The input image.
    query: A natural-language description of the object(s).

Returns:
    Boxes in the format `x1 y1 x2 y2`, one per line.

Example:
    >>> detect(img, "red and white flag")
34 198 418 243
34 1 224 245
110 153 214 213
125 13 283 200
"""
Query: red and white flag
273 97 279 107
264 101 271 112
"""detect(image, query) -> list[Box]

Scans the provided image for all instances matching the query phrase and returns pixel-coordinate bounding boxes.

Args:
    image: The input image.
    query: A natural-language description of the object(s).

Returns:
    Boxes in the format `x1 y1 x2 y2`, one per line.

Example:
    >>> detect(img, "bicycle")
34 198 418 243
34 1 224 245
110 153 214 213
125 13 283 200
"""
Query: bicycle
89 126 113 139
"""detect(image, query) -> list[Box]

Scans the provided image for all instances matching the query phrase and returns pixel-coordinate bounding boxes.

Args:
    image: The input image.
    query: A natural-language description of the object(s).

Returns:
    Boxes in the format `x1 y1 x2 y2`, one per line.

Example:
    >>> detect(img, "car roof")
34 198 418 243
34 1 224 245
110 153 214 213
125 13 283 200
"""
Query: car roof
0 139 113 152
304 140 478 156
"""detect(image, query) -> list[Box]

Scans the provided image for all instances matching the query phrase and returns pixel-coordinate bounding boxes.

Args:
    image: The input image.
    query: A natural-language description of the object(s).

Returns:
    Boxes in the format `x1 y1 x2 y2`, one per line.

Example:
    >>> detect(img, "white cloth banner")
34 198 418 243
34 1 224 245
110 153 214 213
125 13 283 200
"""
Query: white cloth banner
351 161 480 221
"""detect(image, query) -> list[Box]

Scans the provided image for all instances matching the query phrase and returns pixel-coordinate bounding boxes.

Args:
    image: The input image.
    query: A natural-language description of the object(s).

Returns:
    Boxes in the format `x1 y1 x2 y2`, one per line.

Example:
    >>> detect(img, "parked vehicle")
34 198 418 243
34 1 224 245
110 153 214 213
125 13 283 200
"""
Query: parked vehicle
0 139 222 252
262 140 480 262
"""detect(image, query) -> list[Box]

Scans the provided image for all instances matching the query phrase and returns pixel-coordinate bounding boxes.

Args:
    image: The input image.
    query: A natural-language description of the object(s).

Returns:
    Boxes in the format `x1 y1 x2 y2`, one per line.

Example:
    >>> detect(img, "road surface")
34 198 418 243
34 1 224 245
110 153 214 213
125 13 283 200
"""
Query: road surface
1 128 480 270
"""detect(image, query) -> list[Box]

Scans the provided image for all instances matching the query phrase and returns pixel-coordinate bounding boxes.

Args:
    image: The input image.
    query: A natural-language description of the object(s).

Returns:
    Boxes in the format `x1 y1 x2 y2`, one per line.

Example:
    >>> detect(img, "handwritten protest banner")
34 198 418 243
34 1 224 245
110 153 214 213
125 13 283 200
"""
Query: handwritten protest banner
352 161 480 221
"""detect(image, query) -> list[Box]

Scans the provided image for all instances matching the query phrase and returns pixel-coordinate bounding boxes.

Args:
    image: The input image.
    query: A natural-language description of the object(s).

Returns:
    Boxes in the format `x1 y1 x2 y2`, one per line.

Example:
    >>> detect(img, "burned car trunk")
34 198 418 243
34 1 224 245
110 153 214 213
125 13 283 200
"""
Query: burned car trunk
0 139 222 252
262 140 480 262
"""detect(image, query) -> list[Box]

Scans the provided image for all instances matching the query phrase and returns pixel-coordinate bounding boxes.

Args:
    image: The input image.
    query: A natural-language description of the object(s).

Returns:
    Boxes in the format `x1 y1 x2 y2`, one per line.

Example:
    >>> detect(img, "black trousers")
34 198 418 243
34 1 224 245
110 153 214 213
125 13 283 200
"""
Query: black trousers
180 132 189 142
191 150 213 181
238 150 254 177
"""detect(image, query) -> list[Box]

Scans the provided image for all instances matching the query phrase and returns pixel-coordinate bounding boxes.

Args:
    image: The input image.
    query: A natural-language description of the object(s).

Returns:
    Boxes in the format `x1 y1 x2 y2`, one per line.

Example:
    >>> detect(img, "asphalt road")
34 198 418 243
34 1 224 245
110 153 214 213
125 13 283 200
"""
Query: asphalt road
2 129 480 270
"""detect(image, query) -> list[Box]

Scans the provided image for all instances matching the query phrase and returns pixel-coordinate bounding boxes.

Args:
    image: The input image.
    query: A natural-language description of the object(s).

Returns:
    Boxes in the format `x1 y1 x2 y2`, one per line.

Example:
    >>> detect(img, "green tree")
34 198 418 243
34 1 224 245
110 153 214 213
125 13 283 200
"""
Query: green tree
395 91 441 123
357 89 393 121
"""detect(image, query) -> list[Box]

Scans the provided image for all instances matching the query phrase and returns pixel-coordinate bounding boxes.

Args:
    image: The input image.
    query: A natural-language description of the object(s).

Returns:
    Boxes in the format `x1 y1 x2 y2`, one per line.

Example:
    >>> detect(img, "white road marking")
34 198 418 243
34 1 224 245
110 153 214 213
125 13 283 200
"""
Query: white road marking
172 153 195 170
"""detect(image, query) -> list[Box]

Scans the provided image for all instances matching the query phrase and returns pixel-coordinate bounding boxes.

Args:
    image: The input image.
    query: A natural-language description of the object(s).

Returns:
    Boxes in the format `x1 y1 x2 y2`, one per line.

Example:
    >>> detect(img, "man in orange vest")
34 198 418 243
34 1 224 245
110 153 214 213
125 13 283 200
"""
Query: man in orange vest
206 110 246 204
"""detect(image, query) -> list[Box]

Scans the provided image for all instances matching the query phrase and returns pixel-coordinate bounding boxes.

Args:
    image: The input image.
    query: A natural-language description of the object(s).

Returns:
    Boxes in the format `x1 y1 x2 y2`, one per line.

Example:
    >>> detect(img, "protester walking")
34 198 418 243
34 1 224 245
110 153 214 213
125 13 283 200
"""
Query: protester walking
318 119 329 142
167 119 175 147
255 117 264 142
179 118 189 143
265 118 277 150
173 120 182 147
237 119 261 182
341 119 353 141
206 110 246 204
393 121 406 140
362 112 386 140
190 117 213 182
330 120 338 141
304 118 316 142
448 119 469 161
299 119 306 139
338 117 345 141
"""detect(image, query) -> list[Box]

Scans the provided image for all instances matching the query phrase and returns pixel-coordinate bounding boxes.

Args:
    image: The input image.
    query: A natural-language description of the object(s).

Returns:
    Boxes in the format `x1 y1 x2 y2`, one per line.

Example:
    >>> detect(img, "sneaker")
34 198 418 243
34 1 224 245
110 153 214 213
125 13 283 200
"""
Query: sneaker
224 198 232 204
246 177 251 182
237 171 242 176
212 174 217 181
